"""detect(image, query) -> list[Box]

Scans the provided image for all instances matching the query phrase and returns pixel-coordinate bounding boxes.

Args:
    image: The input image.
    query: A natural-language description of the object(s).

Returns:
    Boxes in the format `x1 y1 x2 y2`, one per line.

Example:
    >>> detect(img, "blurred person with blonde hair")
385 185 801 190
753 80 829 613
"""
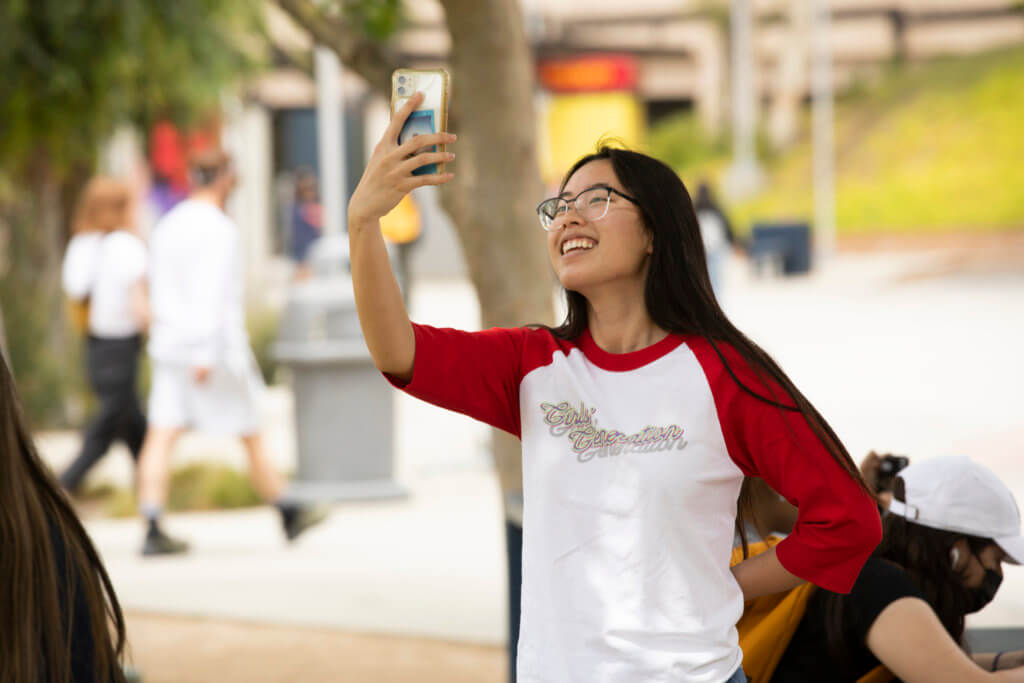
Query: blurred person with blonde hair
61 176 150 493
137 149 326 555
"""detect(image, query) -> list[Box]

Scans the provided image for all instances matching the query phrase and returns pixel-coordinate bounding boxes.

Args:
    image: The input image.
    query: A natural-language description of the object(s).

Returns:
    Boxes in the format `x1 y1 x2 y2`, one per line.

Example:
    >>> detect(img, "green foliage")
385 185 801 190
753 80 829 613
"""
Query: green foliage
0 285 86 426
94 463 263 517
0 0 264 178
167 463 263 511
248 308 282 385
343 0 404 40
0 184 89 426
0 0 264 426
648 47 1024 237
646 112 730 173
732 47 1024 235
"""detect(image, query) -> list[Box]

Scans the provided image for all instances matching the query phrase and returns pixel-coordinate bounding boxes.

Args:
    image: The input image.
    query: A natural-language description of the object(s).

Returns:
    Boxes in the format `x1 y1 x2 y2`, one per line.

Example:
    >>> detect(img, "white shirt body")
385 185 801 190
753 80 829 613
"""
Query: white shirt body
697 209 727 256
62 230 147 338
147 199 249 368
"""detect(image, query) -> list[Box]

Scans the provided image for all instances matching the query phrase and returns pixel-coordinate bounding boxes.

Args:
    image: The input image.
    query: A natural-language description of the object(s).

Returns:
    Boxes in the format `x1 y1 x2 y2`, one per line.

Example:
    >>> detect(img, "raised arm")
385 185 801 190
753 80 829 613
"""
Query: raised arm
867 598 1024 682
347 92 456 380
974 652 1024 673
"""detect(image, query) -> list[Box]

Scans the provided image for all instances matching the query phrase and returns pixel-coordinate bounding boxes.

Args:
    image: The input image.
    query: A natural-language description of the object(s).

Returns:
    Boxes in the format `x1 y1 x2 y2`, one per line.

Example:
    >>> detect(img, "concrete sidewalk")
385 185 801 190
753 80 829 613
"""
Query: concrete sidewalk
37 242 1024 644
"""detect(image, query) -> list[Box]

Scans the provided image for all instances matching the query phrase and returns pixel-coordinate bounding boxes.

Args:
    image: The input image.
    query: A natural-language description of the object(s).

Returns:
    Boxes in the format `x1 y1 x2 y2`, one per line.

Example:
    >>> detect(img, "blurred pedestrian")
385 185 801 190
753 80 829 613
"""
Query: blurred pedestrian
346 96 880 683
694 180 737 300
0 348 127 682
136 149 327 556
60 177 149 494
290 167 323 281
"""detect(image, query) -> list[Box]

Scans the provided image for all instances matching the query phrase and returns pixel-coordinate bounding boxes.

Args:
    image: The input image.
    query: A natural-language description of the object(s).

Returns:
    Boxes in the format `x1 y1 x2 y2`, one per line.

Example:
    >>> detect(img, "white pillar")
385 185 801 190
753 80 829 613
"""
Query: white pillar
315 46 347 235
811 0 836 257
223 102 273 293
725 0 762 199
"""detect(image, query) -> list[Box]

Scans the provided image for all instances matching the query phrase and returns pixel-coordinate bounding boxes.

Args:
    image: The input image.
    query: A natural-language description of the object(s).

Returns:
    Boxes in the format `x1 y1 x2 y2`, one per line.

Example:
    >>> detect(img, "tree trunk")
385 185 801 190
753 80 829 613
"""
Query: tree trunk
275 0 555 514
0 154 86 424
438 0 553 506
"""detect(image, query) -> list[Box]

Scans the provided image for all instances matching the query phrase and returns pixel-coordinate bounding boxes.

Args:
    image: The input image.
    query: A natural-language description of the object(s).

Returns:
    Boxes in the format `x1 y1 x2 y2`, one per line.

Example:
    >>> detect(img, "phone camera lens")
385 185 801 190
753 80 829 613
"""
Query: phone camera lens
398 86 407 95
398 75 407 84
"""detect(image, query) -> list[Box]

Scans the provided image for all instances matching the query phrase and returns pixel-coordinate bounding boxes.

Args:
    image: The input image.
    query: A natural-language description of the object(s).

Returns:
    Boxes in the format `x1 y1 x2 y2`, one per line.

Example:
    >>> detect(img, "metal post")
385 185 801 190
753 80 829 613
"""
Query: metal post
725 0 762 199
315 46 347 235
811 0 836 257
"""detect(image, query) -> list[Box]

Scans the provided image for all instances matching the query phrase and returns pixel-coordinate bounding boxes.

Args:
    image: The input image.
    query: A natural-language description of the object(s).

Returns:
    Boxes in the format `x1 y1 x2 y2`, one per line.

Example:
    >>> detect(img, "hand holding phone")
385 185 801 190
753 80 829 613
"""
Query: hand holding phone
348 92 454 229
391 69 451 176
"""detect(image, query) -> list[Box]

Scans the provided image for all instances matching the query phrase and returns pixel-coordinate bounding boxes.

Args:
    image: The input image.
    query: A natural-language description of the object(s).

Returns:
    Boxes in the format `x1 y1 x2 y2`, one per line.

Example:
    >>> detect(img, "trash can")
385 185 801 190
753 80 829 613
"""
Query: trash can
273 235 407 502
748 222 812 275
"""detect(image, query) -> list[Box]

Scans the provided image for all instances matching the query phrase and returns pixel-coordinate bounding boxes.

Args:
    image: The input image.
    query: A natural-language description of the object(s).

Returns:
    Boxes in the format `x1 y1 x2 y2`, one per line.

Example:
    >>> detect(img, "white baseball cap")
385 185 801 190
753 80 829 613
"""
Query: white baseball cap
887 456 1023 565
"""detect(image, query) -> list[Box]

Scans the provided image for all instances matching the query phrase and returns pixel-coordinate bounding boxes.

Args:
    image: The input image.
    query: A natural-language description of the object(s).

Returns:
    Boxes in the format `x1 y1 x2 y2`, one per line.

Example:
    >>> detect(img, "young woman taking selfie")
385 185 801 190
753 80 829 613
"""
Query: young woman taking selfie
347 92 881 683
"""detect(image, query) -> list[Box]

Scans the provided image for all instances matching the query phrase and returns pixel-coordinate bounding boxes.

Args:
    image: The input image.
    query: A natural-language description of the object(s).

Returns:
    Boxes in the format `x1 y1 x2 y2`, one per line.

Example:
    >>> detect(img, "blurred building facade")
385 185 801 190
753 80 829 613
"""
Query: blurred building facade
104 0 1022 298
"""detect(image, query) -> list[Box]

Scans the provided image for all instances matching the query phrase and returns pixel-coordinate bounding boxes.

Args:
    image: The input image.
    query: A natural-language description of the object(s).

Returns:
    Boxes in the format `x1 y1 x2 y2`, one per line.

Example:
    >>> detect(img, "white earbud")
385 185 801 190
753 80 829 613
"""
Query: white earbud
950 547 961 569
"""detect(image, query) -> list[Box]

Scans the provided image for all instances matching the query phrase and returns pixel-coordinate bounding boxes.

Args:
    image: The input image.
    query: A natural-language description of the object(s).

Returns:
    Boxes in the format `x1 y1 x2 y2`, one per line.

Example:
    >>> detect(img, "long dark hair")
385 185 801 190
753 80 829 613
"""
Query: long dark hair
818 479 990 666
0 353 126 682
548 147 868 551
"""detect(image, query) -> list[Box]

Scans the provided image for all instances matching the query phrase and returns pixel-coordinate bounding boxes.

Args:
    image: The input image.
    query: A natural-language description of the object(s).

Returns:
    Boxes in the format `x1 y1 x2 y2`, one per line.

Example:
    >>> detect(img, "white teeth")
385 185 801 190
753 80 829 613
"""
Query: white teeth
561 238 595 255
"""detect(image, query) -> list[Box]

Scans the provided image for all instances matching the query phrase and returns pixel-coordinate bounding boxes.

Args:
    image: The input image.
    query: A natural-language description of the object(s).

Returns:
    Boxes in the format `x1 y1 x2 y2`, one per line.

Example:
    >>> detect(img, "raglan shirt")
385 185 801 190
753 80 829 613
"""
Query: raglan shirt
388 324 881 683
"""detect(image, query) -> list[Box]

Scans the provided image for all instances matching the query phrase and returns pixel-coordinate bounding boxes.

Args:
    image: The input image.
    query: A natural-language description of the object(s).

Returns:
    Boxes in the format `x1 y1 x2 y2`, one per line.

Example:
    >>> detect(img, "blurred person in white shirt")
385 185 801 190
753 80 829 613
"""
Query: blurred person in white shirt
136 149 326 556
60 177 149 494
694 181 737 302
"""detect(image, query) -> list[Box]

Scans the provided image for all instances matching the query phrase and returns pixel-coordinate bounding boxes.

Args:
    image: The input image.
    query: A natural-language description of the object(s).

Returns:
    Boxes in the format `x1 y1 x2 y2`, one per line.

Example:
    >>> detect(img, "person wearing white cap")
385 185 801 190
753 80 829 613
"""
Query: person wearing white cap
771 455 1024 681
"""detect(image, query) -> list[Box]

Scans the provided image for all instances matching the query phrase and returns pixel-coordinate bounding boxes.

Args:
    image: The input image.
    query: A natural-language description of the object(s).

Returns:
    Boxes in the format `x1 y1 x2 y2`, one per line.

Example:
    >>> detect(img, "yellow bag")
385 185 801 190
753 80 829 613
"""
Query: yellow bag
730 537 892 683
379 194 421 245
66 297 90 335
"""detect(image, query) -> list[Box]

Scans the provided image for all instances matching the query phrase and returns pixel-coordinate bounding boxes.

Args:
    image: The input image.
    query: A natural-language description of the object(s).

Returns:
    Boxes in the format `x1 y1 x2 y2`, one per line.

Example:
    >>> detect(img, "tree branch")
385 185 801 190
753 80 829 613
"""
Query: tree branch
275 0 400 96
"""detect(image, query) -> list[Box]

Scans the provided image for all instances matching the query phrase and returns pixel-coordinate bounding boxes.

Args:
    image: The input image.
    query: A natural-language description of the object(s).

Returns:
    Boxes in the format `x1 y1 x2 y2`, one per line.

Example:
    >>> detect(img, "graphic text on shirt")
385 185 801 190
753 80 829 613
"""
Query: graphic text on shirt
539 401 687 463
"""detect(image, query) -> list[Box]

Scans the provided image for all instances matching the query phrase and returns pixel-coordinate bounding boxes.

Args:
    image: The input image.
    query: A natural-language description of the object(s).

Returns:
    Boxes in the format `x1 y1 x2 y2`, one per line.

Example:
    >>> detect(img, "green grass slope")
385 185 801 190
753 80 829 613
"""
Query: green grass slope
656 46 1024 236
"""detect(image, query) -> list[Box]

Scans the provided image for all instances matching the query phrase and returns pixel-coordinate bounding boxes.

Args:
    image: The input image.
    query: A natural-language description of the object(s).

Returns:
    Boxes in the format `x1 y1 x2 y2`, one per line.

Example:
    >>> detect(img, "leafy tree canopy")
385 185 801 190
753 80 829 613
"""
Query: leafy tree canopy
0 0 265 181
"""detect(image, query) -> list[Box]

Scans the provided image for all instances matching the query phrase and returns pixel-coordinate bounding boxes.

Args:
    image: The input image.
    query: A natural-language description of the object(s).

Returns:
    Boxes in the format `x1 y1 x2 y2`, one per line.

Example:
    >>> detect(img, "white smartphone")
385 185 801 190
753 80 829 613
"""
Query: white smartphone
391 68 451 176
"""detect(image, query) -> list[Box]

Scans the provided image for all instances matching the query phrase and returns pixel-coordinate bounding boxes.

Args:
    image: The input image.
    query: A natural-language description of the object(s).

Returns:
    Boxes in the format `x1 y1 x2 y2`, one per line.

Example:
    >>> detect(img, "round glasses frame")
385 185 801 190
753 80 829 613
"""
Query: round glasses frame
535 186 639 231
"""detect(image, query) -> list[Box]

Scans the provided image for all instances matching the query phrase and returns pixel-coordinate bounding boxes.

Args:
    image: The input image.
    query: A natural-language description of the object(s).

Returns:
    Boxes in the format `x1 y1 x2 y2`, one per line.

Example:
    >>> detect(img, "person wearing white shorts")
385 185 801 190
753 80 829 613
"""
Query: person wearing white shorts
147 354 265 436
135 149 326 556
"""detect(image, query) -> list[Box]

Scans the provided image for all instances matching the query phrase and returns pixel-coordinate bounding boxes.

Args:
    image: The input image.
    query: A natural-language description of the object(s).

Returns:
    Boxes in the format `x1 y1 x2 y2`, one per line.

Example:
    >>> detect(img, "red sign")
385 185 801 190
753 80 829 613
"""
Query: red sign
538 55 638 94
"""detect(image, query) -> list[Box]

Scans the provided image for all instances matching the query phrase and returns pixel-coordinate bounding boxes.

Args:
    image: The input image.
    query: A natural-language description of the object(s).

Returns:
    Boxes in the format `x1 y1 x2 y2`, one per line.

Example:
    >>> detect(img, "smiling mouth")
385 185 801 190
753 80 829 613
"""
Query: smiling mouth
561 238 596 256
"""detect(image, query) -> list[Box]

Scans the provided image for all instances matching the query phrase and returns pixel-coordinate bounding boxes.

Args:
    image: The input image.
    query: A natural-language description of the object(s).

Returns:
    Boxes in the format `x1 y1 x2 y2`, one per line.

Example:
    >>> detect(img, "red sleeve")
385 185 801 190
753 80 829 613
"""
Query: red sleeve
690 338 881 594
384 323 531 438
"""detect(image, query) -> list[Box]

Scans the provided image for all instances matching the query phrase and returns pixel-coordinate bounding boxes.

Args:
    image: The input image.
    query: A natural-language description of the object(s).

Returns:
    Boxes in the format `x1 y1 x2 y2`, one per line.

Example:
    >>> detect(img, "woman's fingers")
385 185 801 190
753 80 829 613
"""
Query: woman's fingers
384 92 425 143
396 151 454 176
400 172 454 192
393 131 456 160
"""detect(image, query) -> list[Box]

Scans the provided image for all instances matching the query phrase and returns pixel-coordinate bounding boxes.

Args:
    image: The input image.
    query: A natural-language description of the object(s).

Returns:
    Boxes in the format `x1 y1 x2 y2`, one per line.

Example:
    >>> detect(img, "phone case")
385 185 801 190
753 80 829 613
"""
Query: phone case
391 69 451 176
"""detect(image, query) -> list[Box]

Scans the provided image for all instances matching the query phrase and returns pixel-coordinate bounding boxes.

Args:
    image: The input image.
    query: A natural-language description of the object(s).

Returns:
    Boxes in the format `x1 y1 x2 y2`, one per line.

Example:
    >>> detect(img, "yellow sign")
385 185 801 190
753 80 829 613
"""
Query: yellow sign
380 194 421 244
538 92 645 185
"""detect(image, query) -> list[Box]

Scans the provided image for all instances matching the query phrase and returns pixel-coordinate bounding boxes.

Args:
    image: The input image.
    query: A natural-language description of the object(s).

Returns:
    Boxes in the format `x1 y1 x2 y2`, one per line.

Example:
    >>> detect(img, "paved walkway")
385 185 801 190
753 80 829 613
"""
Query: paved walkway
37 241 1024 647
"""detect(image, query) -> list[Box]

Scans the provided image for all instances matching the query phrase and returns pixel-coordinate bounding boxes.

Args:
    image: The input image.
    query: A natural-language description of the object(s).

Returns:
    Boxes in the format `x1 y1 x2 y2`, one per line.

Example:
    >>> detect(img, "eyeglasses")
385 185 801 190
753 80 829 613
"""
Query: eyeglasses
535 186 639 231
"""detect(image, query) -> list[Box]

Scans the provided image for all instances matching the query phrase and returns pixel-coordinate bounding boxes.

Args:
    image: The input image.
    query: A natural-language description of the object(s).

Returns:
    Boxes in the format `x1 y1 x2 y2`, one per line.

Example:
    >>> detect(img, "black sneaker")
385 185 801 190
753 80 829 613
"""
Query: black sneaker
141 528 190 556
283 504 329 542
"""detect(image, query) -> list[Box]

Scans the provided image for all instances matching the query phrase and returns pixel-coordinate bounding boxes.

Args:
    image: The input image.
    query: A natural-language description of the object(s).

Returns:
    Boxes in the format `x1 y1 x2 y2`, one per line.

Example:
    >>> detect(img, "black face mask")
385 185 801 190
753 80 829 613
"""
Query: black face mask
965 566 1003 614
